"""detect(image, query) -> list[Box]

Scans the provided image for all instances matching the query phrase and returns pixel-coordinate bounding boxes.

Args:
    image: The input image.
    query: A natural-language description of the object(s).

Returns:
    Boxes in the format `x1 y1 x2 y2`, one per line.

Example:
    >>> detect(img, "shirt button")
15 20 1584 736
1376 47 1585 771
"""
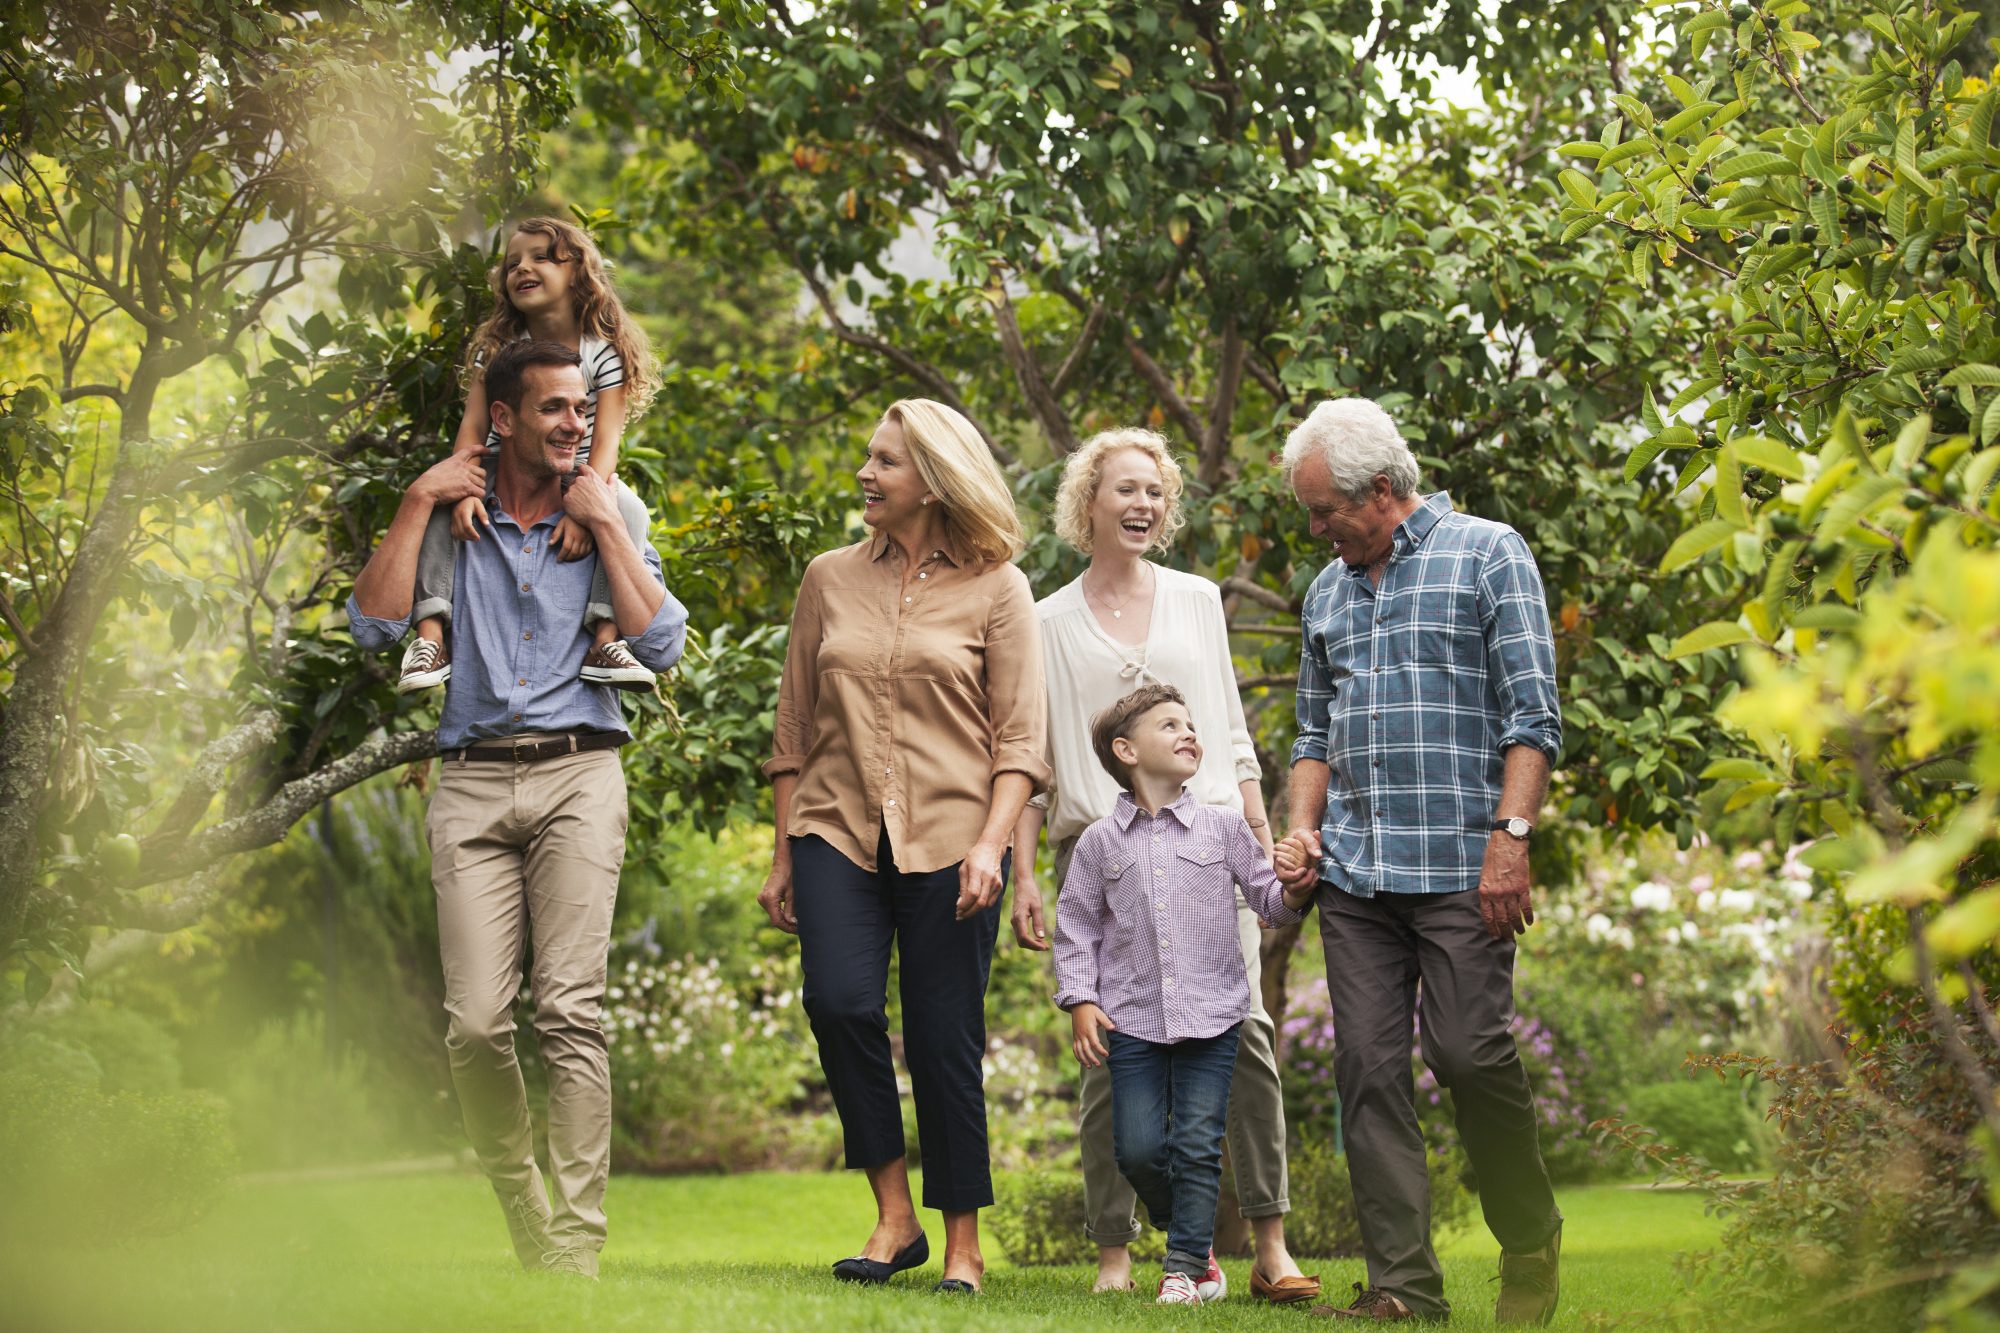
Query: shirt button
886 798 897 808
1373 712 1381 720
885 765 893 775
521 582 531 592
918 572 928 579
524 632 533 641
904 596 912 604
1154 869 1164 877
1375 809 1385 817
1155 900 1166 910
1373 759 1382 767
518 678 527 686
522 546 531 554
1163 978 1175 988
513 713 522 721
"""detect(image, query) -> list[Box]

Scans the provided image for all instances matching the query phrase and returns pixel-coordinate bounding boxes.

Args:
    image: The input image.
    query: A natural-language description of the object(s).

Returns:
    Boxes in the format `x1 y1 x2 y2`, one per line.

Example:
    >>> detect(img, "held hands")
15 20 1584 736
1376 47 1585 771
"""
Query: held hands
757 858 797 935
1274 829 1321 888
1478 832 1535 940
1069 1002 1115 1069
1010 873 1051 951
956 840 1007 921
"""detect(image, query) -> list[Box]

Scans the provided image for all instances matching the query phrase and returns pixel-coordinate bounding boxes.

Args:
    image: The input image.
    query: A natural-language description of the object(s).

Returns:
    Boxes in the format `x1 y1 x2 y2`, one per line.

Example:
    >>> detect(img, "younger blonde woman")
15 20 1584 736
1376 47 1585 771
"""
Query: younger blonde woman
397 217 660 693
1012 428 1319 1305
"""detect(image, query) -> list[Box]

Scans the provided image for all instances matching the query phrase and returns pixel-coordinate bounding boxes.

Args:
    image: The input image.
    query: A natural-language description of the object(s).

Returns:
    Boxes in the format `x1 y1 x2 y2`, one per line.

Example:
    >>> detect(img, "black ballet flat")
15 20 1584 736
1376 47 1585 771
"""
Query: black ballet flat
831 1232 929 1284
933 1278 980 1295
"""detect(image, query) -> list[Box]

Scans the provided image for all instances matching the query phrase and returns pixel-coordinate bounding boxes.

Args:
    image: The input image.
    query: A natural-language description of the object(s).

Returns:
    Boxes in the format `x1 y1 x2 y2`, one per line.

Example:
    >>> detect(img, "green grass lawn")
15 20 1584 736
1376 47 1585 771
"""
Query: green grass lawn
2 1167 1720 1331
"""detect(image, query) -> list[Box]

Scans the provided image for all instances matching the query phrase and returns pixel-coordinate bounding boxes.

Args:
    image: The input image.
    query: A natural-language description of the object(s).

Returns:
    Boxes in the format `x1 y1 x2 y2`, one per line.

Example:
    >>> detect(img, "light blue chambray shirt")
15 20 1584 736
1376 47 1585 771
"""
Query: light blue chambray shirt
1291 492 1561 898
345 491 688 749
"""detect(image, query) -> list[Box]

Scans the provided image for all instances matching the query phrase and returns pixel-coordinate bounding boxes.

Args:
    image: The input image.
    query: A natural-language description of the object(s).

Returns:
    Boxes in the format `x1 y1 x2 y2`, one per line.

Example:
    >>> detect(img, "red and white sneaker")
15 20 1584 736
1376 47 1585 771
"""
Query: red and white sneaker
1197 1249 1228 1302
579 639 655 692
1157 1271 1203 1306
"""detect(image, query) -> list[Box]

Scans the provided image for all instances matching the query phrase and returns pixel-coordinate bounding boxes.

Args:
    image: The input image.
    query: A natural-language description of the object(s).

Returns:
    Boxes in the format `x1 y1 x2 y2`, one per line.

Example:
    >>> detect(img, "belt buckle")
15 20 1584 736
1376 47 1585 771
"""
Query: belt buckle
512 739 532 763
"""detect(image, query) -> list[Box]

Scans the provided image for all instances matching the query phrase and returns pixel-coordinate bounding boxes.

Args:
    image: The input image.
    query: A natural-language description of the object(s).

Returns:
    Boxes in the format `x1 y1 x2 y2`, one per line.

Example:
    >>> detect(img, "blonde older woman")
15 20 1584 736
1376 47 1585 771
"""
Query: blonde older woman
1010 428 1318 1304
760 399 1050 1295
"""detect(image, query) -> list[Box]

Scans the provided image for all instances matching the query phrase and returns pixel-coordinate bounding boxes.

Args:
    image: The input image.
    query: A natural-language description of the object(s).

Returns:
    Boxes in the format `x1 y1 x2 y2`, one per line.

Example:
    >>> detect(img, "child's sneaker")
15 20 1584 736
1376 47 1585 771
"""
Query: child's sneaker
580 640 655 692
397 638 450 693
1157 1272 1203 1306
1197 1250 1228 1302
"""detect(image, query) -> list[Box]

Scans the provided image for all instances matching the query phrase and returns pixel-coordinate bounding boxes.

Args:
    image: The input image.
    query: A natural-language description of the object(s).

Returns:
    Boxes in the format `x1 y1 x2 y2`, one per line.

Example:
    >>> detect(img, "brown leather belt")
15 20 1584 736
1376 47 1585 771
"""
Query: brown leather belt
446 732 625 763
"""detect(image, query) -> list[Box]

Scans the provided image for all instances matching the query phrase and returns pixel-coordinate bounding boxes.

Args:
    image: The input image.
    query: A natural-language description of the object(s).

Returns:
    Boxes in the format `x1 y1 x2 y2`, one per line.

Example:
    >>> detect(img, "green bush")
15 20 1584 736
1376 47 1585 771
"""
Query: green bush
988 1164 1164 1268
1623 1077 1764 1173
1286 1136 1475 1260
0 1073 236 1243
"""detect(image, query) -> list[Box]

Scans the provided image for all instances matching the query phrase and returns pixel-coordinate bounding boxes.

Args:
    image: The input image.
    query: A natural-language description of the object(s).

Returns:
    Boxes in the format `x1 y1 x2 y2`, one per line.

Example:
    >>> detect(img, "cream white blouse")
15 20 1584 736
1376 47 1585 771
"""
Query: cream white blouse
1032 564 1261 846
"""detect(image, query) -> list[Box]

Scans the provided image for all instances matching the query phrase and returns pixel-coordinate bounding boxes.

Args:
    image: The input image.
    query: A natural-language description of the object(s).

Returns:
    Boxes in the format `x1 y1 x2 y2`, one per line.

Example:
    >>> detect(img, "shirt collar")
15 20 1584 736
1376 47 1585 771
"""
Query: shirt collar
1340 491 1454 581
1112 787 1198 829
1394 492 1454 555
868 530 967 567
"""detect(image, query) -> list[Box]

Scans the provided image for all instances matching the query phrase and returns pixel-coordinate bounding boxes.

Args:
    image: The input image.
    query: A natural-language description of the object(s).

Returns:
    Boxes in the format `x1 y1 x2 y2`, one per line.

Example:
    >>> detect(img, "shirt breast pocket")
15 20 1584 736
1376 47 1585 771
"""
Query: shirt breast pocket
1410 586 1483 668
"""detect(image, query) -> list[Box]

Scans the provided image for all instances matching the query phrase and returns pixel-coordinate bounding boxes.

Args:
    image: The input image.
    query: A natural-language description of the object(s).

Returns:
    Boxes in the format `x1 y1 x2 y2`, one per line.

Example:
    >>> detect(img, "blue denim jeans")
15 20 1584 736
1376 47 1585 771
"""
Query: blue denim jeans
1106 1023 1242 1277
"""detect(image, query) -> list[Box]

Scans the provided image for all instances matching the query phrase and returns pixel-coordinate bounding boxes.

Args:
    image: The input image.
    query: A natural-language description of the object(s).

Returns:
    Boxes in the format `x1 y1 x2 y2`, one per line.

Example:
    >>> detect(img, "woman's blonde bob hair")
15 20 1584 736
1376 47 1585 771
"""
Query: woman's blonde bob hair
1053 427 1187 555
881 399 1026 563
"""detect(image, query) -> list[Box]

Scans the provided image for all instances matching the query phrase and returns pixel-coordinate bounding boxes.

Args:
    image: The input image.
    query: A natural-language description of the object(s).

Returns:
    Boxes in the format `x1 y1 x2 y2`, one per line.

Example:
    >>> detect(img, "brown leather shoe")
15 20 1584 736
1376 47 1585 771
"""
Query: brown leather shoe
1250 1266 1323 1304
1311 1283 1417 1320
1495 1220 1562 1326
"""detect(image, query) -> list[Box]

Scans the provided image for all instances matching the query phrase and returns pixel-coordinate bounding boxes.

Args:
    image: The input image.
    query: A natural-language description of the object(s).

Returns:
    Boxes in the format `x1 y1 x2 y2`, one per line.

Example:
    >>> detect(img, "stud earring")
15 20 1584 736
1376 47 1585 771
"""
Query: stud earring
921 496 932 505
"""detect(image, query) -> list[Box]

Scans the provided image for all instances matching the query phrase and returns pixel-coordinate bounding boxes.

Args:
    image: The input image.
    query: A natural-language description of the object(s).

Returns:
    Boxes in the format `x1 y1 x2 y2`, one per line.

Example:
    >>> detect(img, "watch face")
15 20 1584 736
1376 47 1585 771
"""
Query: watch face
1501 818 1531 838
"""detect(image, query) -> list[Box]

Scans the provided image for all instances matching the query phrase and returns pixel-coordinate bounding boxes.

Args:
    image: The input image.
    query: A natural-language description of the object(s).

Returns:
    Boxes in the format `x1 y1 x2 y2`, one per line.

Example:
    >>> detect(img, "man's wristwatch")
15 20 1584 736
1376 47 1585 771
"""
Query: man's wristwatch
1493 817 1534 841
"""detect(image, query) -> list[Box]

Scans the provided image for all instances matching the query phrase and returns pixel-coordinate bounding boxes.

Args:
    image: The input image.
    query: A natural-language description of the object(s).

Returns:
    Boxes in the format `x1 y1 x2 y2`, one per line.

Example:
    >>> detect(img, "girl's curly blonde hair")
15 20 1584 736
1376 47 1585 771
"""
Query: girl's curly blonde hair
461 217 657 418
1053 427 1187 555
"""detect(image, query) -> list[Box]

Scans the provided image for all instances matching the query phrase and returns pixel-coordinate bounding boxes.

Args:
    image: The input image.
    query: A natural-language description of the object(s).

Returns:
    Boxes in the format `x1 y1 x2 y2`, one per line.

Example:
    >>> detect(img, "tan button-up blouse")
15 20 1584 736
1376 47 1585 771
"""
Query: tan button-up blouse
764 533 1052 875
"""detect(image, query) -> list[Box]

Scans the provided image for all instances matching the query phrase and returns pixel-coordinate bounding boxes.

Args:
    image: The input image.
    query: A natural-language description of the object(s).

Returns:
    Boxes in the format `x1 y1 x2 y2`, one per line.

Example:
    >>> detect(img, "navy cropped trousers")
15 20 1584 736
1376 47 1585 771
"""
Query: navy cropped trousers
792 827 1006 1212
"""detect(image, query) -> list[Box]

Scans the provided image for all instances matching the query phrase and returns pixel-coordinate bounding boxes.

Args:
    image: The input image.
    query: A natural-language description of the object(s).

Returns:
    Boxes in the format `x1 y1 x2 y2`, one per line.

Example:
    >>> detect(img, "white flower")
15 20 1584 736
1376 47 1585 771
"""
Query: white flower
1719 888 1758 914
1585 912 1613 941
1787 880 1813 902
1629 881 1674 912
1733 849 1764 873
1680 921 1701 942
1696 890 1717 913
1610 925 1636 950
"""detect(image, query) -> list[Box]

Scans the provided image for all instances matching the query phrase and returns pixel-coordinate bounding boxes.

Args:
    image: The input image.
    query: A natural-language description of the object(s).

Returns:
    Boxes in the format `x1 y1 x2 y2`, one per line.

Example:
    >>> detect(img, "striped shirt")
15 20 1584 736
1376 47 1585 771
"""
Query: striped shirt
1291 492 1561 898
1053 789 1305 1043
482 335 626 466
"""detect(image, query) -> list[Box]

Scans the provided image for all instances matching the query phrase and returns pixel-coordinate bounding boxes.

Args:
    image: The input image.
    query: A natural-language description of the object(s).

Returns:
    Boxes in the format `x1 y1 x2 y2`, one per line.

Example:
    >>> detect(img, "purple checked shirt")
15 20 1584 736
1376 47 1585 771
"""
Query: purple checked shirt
1053 788 1307 1043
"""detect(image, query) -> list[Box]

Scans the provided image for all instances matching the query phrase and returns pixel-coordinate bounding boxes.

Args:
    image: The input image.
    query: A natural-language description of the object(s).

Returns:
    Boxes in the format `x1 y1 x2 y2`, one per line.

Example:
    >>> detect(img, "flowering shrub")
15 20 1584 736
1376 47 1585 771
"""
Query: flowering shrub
1279 975 1609 1182
603 949 840 1172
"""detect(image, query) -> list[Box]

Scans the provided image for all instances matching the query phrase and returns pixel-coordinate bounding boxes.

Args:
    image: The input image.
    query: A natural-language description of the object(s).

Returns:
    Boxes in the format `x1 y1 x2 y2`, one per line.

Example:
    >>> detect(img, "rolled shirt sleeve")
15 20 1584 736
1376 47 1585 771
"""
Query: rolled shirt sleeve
1050 831 1108 1011
984 564 1054 794
624 543 689 673
762 564 822 780
1479 530 1563 762
344 597 411 653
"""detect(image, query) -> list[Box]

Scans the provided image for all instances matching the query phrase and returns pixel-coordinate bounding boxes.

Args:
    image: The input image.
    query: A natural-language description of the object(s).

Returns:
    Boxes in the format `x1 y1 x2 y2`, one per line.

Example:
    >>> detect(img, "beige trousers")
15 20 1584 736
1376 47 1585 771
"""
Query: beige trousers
1054 836 1291 1245
427 745 627 1252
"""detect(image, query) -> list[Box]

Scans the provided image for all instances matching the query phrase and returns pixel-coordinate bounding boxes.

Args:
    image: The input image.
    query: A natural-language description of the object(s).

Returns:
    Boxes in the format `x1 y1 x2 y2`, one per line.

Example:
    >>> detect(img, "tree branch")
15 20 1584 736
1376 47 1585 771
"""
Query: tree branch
148 709 284 841
1122 331 1206 450
799 268 1013 466
1220 576 1298 614
1049 299 1108 399
132 729 440 888
991 286 1078 454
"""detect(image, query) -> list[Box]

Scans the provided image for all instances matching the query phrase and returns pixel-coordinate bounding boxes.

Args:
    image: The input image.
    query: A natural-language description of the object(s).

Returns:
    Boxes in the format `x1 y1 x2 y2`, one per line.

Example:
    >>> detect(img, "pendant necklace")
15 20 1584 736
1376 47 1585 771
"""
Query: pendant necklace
1085 564 1152 621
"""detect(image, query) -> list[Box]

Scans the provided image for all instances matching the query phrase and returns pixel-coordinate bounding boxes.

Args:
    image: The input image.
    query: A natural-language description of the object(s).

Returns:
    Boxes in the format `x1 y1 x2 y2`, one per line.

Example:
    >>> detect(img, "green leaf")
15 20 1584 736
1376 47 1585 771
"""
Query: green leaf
1558 141 1606 159
1713 446 1746 525
1788 603 1864 631
1713 151 1799 181
1624 436 1667 482
1733 435 1804 480
1599 139 1653 172
1640 385 1663 434
1701 757 1776 781
1560 170 1600 209
1660 517 1741 571
1815 474 1903 541
1942 364 2000 388
1661 102 1720 140
1668 621 1754 658
1668 378 1722 415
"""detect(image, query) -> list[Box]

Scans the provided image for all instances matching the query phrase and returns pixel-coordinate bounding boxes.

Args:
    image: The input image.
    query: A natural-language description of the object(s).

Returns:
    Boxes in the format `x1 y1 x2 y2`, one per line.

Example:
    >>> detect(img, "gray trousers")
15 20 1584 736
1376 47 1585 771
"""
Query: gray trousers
1318 885 1561 1319
1055 836 1291 1246
414 480 650 629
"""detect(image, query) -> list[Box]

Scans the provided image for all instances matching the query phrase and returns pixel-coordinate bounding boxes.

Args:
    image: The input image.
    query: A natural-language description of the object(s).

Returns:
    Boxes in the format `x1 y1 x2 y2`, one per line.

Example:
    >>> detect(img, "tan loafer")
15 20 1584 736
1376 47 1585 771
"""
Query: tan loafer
1250 1267 1323 1304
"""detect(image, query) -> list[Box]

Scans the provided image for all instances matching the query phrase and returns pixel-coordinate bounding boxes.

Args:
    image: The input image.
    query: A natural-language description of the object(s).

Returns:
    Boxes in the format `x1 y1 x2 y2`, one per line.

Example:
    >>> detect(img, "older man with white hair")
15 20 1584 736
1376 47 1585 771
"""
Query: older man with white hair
1270 397 1564 1325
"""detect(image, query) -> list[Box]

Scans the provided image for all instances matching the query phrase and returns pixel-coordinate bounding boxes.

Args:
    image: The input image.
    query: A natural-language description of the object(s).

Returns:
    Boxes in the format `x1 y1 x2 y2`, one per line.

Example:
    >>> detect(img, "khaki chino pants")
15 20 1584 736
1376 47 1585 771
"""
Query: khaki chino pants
427 745 627 1252
1054 835 1291 1245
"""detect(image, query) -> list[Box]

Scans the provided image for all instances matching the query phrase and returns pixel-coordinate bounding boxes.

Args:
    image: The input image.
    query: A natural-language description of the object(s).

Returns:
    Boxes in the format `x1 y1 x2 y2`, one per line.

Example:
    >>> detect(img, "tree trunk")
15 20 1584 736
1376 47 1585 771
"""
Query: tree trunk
0 350 164 957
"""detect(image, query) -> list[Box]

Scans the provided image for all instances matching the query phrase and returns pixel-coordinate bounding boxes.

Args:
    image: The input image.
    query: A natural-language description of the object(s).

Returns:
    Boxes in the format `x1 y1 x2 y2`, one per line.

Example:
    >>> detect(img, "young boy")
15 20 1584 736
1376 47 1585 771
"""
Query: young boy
1052 683 1317 1306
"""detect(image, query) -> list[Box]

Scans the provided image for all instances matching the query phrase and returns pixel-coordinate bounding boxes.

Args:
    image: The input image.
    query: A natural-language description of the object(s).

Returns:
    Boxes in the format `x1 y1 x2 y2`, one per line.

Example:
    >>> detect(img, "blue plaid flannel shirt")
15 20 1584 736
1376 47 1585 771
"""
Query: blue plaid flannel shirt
1291 493 1562 898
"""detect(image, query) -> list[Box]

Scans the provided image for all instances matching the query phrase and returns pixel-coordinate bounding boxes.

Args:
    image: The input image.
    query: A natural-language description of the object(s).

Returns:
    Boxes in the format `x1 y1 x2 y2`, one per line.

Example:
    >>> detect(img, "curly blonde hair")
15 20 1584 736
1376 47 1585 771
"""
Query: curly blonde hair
1053 427 1187 555
461 217 658 418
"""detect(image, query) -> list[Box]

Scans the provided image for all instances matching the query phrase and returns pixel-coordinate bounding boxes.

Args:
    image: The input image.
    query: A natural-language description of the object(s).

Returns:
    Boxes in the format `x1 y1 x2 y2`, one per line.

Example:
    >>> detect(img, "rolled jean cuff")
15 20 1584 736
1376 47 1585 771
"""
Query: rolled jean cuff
1086 1221 1143 1247
412 596 452 626
1164 1249 1207 1278
1237 1195 1290 1220
584 601 614 628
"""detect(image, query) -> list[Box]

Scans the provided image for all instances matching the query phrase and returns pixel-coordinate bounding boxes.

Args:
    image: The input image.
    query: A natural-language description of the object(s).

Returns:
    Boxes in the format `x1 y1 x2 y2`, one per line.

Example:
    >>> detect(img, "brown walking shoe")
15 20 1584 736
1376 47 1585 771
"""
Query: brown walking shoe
1495 1220 1562 1326
1311 1283 1417 1320
1250 1266 1323 1304
498 1186 554 1271
579 639 655 692
396 637 450 693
